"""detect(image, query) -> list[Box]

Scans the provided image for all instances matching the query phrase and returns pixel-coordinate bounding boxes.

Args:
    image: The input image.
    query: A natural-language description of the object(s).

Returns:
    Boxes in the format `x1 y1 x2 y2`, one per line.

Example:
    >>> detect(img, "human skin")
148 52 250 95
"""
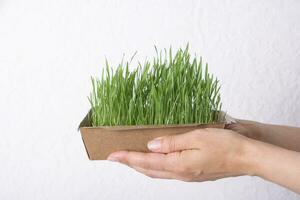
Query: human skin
227 119 300 152
107 121 300 194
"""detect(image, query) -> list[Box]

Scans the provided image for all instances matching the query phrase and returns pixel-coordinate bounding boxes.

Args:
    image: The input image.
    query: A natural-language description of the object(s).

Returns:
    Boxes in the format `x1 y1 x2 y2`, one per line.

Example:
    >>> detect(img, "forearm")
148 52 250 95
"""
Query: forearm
236 119 300 152
244 139 300 194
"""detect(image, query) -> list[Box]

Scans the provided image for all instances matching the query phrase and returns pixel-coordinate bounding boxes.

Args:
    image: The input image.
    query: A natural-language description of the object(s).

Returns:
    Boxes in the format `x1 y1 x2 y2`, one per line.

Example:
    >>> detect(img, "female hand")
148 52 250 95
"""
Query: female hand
107 125 300 194
107 128 254 182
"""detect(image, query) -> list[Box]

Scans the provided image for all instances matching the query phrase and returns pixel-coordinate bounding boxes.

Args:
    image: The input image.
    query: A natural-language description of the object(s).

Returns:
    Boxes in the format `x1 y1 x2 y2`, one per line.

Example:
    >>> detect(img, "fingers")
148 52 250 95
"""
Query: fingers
107 151 181 172
147 130 201 153
132 166 179 180
106 128 241 182
107 151 193 181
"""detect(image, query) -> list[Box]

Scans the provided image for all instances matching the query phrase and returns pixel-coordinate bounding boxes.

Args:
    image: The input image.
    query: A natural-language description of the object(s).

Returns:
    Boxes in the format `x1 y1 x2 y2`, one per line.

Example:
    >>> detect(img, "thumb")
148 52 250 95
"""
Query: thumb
147 130 200 153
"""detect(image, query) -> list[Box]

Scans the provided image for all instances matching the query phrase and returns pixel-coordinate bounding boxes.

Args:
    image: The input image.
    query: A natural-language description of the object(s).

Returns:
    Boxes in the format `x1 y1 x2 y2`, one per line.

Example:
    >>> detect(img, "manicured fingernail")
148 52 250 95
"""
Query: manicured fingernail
147 139 162 151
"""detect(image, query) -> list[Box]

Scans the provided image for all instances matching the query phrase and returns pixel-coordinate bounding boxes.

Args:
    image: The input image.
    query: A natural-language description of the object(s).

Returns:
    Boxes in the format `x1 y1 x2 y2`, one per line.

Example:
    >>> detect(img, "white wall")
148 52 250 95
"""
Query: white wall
0 0 300 199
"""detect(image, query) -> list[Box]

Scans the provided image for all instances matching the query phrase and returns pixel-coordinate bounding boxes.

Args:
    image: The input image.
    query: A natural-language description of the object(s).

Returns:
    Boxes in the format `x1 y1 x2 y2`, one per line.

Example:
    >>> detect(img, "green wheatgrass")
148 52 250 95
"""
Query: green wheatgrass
89 45 223 126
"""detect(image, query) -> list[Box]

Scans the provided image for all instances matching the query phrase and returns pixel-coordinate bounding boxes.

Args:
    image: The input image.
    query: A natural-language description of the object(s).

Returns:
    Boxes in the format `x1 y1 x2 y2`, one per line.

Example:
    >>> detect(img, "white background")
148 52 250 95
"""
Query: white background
1 0 300 199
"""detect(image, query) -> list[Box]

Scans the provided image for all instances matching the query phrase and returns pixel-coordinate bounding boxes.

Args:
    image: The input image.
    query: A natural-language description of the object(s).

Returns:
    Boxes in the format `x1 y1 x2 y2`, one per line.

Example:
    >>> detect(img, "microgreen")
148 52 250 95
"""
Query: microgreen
89 45 223 126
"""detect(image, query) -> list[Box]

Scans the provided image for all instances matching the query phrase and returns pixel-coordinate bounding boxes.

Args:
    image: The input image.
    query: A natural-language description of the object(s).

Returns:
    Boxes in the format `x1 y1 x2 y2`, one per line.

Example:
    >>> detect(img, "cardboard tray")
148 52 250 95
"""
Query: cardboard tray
79 111 226 160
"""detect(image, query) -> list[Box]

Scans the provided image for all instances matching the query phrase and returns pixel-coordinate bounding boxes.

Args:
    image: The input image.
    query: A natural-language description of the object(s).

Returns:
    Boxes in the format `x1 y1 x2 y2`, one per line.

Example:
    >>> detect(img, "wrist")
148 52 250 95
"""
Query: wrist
235 137 264 176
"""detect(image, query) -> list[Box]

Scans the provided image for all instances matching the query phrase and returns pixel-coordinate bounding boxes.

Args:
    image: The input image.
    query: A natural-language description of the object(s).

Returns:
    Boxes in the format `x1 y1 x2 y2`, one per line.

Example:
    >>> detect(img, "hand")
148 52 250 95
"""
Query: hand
107 128 254 182
225 119 261 140
226 120 300 152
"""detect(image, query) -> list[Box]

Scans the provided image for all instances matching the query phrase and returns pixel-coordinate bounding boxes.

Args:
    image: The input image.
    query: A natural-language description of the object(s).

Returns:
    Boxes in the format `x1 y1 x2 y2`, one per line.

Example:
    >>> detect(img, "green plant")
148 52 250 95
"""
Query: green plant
89 45 222 126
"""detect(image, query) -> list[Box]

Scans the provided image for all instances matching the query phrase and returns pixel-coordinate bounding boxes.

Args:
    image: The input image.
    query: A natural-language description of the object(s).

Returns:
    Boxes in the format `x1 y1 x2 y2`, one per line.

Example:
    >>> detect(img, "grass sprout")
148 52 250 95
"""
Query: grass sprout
89 45 223 126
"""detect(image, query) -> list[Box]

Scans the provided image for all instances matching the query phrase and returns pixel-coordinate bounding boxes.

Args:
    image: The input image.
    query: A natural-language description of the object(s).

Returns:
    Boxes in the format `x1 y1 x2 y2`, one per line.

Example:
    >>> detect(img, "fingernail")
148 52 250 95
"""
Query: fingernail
107 155 119 162
147 139 162 151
